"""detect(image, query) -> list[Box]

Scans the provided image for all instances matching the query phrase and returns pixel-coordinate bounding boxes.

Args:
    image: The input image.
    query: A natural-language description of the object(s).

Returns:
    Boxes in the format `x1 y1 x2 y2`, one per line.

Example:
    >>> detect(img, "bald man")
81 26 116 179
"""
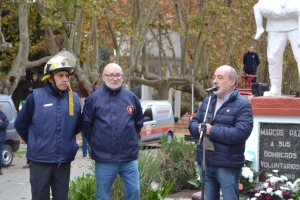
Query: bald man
82 63 144 200
189 65 253 200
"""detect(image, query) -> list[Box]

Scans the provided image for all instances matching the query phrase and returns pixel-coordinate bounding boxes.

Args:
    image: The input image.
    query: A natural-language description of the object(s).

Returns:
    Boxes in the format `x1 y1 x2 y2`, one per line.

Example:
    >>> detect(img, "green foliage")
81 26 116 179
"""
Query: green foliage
291 179 300 199
66 136 199 199
109 175 125 200
139 150 162 199
109 149 162 200
0 72 7 79
179 99 197 117
188 15 203 27
160 135 197 192
68 173 96 200
146 179 176 200
292 190 300 200
188 165 202 189
68 149 164 200
99 48 114 73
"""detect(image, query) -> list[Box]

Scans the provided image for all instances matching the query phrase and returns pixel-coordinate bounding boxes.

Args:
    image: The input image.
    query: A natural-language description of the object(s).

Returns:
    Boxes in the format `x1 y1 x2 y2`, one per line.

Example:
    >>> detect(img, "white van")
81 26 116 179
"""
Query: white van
139 100 175 144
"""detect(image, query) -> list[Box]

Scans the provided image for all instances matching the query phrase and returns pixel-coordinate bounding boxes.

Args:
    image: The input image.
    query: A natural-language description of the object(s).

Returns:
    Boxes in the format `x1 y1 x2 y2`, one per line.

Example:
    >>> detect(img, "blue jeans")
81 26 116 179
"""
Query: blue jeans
0 142 3 169
81 133 91 157
95 160 139 200
200 165 242 200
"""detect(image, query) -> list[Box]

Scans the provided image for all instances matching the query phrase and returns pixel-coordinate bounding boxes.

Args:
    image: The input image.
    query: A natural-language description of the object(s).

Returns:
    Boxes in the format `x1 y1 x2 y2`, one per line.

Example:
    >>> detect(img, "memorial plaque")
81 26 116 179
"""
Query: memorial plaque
259 123 300 181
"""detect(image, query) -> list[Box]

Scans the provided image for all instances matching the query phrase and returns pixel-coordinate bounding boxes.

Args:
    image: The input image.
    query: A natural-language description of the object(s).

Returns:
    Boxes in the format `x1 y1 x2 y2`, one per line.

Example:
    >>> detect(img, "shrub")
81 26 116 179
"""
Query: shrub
146 179 176 200
109 149 162 200
69 139 195 199
188 165 202 189
68 173 96 200
160 135 197 192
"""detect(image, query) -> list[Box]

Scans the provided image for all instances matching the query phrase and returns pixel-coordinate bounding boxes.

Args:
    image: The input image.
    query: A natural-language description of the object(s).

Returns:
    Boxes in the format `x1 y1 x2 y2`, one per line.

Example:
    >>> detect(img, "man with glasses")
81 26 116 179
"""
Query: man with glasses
82 63 144 200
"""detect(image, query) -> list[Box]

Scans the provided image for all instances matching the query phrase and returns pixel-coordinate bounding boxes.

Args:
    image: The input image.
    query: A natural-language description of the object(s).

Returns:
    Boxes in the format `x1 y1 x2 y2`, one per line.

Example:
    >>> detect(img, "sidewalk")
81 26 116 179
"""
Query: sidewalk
0 143 92 200
1 143 192 200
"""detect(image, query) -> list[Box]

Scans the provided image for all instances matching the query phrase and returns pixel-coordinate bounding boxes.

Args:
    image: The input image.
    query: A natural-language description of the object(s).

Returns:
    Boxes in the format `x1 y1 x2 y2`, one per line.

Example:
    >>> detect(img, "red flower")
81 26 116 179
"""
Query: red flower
262 174 268 182
265 194 271 199
253 189 260 193
267 182 272 187
257 194 264 200
283 190 291 197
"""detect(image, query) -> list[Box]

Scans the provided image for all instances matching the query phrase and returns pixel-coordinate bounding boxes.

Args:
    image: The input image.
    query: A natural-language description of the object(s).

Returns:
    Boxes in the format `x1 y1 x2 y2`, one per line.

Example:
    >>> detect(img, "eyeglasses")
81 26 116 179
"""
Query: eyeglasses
104 73 123 80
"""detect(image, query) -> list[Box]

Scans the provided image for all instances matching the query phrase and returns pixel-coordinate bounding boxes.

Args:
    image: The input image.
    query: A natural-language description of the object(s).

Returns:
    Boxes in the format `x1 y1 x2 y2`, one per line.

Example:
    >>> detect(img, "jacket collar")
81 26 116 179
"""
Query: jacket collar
212 88 238 102
103 83 122 94
45 82 69 97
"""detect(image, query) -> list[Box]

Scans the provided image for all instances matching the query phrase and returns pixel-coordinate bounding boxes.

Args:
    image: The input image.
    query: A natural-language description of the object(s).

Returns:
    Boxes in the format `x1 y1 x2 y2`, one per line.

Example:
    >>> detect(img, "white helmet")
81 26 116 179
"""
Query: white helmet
41 55 75 81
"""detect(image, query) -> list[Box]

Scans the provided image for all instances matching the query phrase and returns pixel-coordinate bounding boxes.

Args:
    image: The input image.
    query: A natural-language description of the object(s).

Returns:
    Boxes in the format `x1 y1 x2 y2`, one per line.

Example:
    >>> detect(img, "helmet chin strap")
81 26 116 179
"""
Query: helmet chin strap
49 72 74 116
50 73 62 94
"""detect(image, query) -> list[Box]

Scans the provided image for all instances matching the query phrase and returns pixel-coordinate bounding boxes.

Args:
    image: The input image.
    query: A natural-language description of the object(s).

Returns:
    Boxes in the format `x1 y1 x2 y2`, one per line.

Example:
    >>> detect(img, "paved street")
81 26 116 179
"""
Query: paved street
0 143 192 200
0 144 93 200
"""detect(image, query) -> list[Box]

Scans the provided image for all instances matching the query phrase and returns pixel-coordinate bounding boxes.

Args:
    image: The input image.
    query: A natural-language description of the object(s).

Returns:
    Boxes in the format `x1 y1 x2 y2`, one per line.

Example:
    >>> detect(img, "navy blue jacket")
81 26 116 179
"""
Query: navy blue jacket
188 89 253 168
243 51 260 73
15 82 82 164
82 83 144 162
0 110 9 143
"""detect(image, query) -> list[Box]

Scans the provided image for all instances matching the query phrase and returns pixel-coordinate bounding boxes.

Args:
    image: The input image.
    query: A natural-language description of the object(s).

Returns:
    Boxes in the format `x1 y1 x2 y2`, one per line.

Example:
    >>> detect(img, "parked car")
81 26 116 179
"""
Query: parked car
0 94 20 167
139 100 175 144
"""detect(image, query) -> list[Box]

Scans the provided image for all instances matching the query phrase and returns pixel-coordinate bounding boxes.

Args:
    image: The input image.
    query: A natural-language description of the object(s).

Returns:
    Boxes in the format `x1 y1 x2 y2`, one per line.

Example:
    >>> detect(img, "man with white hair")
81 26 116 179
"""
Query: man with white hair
189 65 253 200
82 63 144 200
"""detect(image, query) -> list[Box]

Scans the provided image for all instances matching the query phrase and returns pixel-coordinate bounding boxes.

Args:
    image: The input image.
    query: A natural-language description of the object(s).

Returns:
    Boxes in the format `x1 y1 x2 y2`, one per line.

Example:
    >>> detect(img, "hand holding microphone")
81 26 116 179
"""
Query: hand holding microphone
198 116 213 136
198 123 212 135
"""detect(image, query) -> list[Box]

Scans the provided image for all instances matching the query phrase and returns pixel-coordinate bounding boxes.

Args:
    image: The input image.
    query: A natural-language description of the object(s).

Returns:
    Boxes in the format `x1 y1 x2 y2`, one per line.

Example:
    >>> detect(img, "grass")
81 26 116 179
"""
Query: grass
15 145 84 155
15 150 26 155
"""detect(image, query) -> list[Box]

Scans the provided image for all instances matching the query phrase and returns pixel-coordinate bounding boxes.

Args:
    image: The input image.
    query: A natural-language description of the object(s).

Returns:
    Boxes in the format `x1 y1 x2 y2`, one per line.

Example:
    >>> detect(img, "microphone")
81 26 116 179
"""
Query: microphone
205 85 219 92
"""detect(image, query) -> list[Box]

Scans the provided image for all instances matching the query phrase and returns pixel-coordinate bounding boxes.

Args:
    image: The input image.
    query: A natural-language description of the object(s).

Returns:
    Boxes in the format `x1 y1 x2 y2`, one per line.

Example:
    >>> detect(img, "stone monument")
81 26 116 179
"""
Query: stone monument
253 0 300 96
246 97 300 182
259 122 300 180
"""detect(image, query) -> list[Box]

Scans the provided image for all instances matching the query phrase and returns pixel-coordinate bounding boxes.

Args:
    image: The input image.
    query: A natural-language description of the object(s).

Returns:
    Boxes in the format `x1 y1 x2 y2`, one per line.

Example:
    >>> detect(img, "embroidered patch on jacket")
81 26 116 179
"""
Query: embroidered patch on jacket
126 105 134 114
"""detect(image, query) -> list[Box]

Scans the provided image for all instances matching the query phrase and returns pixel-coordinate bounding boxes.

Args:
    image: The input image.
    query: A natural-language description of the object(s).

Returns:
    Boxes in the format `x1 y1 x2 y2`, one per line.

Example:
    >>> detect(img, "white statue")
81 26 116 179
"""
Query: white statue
254 0 300 96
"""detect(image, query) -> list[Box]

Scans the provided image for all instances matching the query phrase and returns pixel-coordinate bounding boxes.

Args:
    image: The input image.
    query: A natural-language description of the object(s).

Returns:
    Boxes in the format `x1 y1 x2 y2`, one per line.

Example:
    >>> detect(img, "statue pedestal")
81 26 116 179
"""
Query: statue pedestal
246 97 300 179
251 97 300 116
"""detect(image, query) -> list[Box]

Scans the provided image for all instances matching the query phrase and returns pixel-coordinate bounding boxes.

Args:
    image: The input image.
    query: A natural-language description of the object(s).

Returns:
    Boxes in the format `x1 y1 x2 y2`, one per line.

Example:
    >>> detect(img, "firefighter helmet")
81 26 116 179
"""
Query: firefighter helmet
41 55 75 81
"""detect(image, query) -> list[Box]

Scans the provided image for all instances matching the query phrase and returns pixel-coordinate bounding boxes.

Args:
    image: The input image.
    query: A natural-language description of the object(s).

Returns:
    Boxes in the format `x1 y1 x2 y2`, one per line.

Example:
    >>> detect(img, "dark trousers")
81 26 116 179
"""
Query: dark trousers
0 142 4 170
29 160 71 200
